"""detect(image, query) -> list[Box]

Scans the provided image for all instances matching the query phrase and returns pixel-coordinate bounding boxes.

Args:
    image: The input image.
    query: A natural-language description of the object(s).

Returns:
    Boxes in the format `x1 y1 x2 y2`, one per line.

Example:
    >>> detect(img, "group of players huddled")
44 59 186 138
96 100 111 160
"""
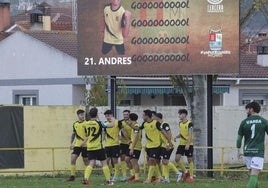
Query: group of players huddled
66 107 195 185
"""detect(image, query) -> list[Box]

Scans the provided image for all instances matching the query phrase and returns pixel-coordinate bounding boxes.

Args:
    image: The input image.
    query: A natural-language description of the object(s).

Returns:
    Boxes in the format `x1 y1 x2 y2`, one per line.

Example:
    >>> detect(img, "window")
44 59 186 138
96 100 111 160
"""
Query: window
239 89 268 106
242 99 264 105
13 90 39 106
18 95 37 106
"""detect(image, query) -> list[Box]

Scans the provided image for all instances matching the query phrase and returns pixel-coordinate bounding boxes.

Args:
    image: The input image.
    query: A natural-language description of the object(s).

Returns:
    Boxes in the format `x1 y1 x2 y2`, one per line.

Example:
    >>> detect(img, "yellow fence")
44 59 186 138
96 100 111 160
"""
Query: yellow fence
0 146 267 176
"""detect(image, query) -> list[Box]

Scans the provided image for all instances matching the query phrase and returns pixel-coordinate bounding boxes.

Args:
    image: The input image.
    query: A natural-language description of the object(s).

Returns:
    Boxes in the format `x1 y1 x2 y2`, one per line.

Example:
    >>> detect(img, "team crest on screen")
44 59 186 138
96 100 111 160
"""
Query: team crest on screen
209 29 222 51
116 16 119 21
200 28 231 57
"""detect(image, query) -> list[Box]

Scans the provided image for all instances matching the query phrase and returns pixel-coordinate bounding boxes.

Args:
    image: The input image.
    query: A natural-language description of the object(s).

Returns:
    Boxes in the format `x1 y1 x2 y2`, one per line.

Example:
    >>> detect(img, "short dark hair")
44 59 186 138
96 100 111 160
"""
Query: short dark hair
76 109 85 115
123 110 130 113
104 110 113 115
155 113 163 119
151 111 156 115
245 101 261 113
89 107 98 118
143 109 152 118
129 113 138 121
178 109 188 115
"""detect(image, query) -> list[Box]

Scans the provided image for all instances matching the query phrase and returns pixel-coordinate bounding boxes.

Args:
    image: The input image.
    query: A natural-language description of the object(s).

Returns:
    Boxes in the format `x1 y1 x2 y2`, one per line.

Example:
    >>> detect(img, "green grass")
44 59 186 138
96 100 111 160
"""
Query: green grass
1 172 268 188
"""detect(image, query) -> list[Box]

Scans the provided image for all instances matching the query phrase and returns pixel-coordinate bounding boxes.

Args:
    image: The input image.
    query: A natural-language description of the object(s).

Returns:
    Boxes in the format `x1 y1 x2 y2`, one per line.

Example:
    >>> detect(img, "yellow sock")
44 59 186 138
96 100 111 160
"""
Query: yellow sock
155 164 162 178
162 164 169 179
114 163 120 177
147 166 155 180
103 166 111 181
70 165 76 176
84 166 93 179
177 161 186 172
168 162 179 174
135 173 140 180
189 162 194 177
130 169 135 175
121 161 127 176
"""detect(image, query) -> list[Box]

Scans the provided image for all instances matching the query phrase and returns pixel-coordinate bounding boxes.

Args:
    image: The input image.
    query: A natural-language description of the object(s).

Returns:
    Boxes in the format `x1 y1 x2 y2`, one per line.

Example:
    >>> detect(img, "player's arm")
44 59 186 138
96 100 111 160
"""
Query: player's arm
185 123 193 150
121 128 131 144
69 132 75 149
236 122 244 159
122 10 131 38
80 127 88 147
129 129 139 155
158 122 173 148
174 123 181 142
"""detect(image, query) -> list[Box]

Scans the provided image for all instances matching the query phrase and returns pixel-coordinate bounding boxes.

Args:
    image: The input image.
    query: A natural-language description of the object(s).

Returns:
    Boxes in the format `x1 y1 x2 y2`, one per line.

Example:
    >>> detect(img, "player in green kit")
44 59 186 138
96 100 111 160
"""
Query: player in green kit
236 101 268 188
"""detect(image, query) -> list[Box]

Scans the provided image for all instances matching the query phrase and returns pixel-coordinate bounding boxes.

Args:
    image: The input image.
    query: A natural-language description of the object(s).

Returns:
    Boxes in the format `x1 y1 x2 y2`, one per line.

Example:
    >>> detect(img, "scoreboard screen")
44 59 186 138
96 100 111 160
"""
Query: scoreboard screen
77 0 239 76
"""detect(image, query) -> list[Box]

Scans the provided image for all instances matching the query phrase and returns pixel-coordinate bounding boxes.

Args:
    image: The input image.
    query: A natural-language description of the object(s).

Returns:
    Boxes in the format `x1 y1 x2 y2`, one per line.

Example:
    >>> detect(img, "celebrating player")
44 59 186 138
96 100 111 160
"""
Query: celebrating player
81 107 114 185
101 0 131 55
236 102 268 188
127 113 142 182
174 109 195 183
104 110 130 182
154 113 182 183
66 109 89 181
119 110 132 181
131 109 172 184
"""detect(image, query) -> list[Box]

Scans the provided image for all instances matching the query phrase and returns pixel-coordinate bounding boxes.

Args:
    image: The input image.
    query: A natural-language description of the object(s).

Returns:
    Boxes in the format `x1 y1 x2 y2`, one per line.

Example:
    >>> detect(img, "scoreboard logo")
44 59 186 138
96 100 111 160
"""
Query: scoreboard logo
207 0 223 4
207 0 224 12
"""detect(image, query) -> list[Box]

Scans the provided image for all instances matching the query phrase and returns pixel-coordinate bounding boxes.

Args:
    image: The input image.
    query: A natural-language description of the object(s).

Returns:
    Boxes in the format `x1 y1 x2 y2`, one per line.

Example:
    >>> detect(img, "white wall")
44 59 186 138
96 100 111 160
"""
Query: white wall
0 85 78 105
0 31 78 80
223 86 239 106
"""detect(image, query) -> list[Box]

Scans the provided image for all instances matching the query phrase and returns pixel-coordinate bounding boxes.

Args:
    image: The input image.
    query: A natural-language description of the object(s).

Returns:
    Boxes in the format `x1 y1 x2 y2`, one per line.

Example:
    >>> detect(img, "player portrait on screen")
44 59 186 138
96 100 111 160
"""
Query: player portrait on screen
101 0 131 55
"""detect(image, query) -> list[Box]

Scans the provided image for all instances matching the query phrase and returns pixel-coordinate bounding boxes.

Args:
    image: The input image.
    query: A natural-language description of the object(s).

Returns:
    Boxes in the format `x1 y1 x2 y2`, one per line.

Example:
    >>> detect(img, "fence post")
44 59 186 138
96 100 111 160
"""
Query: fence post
52 148 55 177
220 147 224 176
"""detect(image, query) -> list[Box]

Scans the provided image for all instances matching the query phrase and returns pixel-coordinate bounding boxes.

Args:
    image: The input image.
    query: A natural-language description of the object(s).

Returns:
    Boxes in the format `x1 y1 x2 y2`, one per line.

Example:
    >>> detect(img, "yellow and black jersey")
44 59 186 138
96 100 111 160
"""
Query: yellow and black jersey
139 119 162 148
178 120 194 145
72 120 87 147
129 123 142 151
160 121 174 148
119 119 132 144
84 120 106 151
103 4 125 45
104 119 122 147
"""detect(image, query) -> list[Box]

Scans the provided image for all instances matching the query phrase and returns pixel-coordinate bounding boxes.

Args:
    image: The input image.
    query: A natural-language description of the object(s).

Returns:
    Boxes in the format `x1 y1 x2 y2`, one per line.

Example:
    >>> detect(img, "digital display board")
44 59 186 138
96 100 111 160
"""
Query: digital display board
77 0 239 76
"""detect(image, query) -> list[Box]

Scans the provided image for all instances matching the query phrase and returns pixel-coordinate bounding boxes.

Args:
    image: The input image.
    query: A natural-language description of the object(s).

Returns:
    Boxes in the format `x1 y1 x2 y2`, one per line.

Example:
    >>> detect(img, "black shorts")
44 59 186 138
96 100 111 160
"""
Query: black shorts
129 149 141 160
160 147 174 160
87 148 107 161
146 147 160 159
102 42 125 55
72 147 88 158
105 145 120 158
176 145 194 157
120 143 129 155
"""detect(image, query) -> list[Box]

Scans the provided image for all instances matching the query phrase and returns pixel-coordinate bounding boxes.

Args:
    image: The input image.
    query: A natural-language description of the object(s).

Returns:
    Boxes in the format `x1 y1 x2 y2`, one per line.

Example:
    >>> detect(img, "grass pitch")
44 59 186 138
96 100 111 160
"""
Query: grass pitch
1 172 268 188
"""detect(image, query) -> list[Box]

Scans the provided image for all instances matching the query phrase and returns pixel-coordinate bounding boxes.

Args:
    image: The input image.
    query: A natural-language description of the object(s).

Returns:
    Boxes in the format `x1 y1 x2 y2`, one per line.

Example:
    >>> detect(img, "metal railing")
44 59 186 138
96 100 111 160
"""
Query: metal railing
0 146 267 176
